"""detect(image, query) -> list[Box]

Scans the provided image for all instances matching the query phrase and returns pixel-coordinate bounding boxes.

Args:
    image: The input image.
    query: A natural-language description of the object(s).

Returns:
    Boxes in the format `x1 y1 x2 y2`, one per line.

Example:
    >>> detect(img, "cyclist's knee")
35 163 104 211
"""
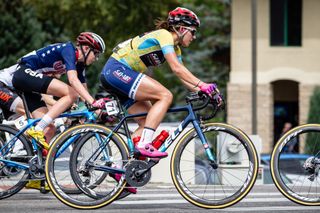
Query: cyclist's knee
160 90 173 105
67 87 78 102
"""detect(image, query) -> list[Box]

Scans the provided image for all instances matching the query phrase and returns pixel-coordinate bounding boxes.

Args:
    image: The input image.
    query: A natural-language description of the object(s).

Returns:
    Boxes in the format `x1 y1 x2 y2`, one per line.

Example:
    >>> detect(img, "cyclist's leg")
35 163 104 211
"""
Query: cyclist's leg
0 82 24 116
12 66 77 144
133 76 172 157
31 106 56 143
44 78 78 118
134 76 173 130
100 58 170 157
127 101 152 138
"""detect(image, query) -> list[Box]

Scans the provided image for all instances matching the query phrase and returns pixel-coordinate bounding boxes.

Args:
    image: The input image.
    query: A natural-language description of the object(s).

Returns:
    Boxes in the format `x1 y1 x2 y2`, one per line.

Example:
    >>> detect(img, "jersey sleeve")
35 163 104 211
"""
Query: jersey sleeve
60 42 77 71
76 64 86 83
156 29 175 55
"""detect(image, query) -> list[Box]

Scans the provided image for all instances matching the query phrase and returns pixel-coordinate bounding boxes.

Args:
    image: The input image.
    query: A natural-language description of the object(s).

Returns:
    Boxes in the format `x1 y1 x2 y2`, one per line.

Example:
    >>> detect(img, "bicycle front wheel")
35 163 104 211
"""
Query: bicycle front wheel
45 124 129 209
271 124 320 205
0 125 33 199
171 123 258 208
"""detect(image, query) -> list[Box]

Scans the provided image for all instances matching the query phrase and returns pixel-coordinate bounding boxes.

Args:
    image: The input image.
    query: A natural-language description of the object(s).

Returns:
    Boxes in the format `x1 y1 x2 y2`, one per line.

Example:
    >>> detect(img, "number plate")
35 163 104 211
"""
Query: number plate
105 100 119 115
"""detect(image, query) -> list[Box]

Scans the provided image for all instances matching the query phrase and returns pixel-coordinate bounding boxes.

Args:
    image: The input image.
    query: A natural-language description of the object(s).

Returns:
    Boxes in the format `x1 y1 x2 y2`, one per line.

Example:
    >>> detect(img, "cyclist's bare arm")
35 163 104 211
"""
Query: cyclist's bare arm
179 79 200 91
164 52 201 87
67 70 94 104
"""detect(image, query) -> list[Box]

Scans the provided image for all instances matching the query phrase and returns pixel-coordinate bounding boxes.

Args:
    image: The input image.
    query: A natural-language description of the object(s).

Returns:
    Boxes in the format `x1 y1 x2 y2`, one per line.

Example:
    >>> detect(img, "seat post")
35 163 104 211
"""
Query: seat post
17 90 32 120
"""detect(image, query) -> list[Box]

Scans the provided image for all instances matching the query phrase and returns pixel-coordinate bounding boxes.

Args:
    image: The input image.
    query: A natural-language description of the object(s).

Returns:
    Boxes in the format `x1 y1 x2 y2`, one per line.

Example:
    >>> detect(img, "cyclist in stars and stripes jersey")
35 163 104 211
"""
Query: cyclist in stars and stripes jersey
0 32 106 191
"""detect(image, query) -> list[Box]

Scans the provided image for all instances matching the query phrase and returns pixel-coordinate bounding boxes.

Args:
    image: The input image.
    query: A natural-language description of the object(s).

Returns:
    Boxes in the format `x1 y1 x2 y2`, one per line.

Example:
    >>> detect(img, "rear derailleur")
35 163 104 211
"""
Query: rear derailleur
303 156 320 181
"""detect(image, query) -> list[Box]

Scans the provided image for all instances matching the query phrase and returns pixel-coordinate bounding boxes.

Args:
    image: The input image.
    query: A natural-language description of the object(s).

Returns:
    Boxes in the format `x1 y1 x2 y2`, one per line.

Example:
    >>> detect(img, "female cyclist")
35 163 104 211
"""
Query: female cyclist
99 7 221 158
9 32 105 149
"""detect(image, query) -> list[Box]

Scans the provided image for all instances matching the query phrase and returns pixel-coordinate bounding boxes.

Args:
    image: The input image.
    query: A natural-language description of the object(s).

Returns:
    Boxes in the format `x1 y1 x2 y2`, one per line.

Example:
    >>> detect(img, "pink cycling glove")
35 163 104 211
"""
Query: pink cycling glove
91 98 110 109
199 82 217 95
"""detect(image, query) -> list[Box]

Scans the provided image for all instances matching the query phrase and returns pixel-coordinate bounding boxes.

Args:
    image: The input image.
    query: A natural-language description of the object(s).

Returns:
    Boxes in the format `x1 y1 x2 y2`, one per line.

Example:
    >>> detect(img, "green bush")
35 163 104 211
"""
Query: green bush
306 87 320 154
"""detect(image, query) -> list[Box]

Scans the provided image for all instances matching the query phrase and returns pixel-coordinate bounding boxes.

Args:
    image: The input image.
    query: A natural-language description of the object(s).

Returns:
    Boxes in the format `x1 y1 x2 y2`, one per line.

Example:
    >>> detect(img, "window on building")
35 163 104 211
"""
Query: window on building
270 0 302 46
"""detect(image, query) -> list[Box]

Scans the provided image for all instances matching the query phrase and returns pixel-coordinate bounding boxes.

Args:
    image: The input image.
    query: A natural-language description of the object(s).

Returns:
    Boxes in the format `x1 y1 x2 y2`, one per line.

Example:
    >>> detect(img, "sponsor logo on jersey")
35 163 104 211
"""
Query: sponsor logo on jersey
25 69 43 78
0 91 12 102
150 53 162 65
113 70 132 83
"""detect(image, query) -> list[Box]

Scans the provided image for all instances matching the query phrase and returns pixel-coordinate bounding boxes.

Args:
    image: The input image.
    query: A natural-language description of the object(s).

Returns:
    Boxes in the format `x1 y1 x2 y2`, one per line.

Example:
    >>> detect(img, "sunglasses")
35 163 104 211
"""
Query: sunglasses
183 26 197 36
90 48 101 59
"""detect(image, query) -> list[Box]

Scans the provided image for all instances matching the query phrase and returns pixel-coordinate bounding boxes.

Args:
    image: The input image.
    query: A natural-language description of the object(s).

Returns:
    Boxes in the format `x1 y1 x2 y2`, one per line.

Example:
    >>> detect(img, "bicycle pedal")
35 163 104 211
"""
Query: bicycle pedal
40 187 50 194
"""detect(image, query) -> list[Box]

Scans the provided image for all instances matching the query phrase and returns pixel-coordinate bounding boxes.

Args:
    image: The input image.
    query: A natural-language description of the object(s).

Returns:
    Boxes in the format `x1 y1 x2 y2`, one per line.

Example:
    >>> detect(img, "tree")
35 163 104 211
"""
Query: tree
306 87 320 154
25 0 178 94
154 0 231 121
0 0 47 68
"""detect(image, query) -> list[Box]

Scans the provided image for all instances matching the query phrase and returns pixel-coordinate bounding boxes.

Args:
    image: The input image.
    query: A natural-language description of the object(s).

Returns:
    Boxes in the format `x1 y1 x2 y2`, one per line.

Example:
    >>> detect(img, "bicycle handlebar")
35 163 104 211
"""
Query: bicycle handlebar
186 91 225 121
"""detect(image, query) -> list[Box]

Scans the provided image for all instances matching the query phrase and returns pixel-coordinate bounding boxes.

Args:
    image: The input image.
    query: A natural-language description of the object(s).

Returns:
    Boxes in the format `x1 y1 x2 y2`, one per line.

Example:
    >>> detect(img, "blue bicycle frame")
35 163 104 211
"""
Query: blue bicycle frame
0 108 97 170
85 99 216 175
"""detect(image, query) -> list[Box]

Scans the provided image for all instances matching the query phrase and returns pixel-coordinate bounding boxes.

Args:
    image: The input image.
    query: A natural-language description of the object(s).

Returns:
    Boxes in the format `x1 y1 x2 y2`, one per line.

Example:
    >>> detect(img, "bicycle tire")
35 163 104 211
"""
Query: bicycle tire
70 132 132 200
271 124 320 205
69 132 112 197
51 128 133 199
51 132 107 195
171 123 258 208
45 124 129 209
0 124 33 199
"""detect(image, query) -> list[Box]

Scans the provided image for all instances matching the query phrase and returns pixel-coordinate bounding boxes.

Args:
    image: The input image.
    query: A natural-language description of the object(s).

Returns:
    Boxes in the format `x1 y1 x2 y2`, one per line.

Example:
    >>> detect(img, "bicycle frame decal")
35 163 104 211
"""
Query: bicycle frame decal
161 121 184 151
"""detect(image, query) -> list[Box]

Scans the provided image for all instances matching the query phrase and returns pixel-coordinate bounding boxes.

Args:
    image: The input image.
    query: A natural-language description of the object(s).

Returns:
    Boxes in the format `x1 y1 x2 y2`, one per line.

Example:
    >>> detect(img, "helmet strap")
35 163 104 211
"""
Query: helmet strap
173 26 188 45
80 45 92 65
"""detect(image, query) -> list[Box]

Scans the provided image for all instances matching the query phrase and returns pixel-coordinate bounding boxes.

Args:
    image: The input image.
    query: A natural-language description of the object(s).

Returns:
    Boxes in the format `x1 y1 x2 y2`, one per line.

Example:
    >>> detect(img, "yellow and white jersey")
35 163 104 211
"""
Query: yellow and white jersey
111 29 182 72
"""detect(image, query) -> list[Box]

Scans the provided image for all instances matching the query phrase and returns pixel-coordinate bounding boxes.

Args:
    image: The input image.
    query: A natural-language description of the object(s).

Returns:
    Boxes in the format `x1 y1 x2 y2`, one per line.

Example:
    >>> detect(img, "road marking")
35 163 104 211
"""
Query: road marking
114 197 290 205
219 206 320 212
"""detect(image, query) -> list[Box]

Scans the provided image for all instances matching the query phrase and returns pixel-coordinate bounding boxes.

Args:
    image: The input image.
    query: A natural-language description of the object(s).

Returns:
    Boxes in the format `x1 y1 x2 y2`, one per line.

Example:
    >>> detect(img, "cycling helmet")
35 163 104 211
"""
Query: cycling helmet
168 7 200 28
77 32 106 53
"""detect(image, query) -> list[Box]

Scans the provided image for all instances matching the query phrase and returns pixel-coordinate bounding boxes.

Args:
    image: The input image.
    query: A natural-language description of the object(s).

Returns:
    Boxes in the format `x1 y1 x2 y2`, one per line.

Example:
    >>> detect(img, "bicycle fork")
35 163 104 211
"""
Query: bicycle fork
193 121 218 169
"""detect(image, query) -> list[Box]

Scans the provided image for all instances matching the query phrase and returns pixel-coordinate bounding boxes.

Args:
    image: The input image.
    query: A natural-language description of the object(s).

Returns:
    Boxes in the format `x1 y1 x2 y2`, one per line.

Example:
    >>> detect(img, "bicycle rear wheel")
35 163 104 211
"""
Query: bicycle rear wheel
171 123 258 208
0 124 33 199
271 124 320 205
45 124 129 209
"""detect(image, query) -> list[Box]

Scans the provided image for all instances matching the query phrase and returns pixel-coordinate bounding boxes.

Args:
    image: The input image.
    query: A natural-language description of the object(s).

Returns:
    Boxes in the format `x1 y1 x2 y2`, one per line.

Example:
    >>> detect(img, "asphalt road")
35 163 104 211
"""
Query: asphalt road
1 184 320 213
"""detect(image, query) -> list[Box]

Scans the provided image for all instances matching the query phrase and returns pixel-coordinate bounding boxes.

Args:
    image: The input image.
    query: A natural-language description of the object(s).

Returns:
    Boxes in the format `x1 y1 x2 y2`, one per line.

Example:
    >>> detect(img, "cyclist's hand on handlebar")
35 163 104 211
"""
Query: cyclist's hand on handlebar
199 82 217 95
213 92 224 107
91 98 110 109
71 103 78 110
199 82 224 107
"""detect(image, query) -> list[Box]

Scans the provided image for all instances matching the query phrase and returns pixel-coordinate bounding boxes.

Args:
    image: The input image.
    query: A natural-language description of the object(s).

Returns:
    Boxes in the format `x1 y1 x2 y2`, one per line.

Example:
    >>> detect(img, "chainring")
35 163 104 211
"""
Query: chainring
125 160 151 187
29 156 45 179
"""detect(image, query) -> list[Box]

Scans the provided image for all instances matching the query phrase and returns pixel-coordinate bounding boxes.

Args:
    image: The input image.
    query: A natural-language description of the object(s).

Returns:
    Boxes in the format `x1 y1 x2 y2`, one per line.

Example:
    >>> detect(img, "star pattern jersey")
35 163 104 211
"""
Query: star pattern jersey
111 29 182 72
19 41 86 83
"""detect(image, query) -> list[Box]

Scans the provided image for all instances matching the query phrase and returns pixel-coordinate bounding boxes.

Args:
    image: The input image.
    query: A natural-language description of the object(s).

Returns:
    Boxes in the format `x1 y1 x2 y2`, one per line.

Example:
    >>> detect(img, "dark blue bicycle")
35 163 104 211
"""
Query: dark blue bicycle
45 91 259 209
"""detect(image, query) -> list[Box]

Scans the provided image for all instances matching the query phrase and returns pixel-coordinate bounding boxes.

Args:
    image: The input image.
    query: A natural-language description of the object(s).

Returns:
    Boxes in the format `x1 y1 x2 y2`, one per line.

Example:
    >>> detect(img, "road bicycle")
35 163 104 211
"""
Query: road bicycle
46 91 259 209
0 91 105 199
271 123 320 205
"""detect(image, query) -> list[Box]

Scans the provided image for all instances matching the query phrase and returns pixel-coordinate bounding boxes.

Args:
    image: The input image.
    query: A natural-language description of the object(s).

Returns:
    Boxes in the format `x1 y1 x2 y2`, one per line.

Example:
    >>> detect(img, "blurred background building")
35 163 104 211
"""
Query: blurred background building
228 0 320 153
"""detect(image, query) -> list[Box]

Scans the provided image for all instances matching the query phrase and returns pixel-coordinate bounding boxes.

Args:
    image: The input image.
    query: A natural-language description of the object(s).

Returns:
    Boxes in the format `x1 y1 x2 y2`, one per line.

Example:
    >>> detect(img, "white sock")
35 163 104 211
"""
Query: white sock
138 127 155 148
35 114 53 131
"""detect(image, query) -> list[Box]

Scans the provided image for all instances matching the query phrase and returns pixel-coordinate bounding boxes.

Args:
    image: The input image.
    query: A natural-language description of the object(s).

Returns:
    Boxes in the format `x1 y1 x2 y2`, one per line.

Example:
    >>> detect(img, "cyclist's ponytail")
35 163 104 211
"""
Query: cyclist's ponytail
154 18 174 31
